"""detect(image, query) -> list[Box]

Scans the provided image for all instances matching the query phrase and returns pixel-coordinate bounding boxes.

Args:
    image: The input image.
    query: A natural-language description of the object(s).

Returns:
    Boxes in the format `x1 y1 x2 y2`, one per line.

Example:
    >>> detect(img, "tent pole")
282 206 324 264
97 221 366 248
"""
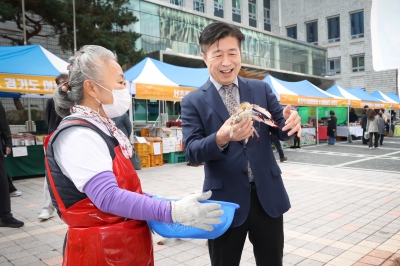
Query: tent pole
22 0 27 45
347 99 351 143
389 106 392 137
128 82 134 143
27 98 32 131
316 107 319 146
73 0 77 52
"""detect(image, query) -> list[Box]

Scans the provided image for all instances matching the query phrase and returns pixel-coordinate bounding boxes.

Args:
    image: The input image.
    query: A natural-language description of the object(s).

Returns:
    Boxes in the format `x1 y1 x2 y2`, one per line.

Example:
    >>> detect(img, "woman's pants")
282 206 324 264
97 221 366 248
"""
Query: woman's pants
328 136 336 145
379 134 384 145
369 132 379 148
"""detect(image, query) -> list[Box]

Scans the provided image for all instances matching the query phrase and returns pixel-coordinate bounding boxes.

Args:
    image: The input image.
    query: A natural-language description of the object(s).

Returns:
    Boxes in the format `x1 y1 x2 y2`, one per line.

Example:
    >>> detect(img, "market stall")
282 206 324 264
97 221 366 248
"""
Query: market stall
0 45 68 178
263 76 348 145
124 58 209 165
326 85 391 140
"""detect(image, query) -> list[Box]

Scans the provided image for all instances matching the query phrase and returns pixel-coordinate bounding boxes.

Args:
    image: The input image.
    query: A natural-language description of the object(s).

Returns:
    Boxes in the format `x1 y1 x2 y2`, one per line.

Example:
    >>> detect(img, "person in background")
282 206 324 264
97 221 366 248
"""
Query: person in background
290 134 301 148
327 110 337 145
47 45 222 264
111 112 131 138
377 113 386 146
39 73 68 220
379 108 389 137
0 100 24 228
361 105 370 145
379 108 388 123
366 110 379 149
8 175 22 197
270 132 287 162
182 22 301 266
349 108 358 123
112 113 142 170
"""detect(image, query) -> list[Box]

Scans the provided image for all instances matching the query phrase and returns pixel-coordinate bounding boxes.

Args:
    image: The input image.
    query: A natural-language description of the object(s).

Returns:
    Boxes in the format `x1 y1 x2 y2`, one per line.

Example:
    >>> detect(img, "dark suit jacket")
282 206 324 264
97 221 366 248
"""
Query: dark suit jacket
0 101 12 156
45 98 63 134
327 116 337 137
112 113 132 138
181 77 293 227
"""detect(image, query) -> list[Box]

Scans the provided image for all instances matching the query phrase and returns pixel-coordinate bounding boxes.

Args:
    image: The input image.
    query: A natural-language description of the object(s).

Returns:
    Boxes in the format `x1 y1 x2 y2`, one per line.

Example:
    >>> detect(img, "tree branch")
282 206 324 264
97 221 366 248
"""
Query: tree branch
0 34 23 45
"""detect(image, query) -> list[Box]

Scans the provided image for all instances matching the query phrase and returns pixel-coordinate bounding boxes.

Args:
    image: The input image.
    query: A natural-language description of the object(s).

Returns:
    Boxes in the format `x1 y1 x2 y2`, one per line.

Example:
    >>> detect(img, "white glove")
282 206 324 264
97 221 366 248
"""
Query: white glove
171 190 223 231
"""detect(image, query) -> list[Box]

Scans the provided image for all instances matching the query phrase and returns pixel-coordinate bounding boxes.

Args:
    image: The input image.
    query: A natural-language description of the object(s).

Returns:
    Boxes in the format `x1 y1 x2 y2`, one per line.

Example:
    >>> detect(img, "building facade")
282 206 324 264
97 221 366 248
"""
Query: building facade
273 0 397 94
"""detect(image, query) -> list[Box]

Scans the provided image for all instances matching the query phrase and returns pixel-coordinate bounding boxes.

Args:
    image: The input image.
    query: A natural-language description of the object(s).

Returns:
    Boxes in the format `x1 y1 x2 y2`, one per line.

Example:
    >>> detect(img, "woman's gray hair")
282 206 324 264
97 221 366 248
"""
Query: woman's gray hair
53 45 117 117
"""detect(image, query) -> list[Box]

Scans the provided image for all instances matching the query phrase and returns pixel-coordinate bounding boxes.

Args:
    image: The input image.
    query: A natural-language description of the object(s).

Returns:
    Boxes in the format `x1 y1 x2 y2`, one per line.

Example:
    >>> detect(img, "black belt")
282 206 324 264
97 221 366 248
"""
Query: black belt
249 182 256 191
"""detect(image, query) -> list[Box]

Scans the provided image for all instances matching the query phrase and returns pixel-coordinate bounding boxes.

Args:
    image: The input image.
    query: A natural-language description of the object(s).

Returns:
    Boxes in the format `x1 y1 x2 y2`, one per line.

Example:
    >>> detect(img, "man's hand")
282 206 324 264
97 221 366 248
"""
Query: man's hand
282 105 301 137
216 118 254 147
6 147 11 155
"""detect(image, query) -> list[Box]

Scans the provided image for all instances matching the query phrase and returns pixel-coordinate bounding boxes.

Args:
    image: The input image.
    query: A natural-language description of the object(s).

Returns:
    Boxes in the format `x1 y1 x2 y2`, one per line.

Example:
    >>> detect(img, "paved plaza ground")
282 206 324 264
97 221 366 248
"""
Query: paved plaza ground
0 137 399 266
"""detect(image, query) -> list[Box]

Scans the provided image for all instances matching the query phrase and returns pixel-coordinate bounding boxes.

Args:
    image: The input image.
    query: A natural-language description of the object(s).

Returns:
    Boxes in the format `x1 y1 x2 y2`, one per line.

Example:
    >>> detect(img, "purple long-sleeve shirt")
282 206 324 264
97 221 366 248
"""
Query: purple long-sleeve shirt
83 171 173 222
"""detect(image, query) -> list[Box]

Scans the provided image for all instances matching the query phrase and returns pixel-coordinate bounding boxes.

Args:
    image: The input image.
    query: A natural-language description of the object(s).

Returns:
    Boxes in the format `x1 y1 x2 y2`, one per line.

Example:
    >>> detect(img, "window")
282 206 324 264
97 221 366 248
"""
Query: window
327 16 340 42
232 0 241 23
306 21 318 45
248 0 257 27
287 26 297 39
350 11 364 39
263 8 270 24
352 55 365 72
328 58 341 75
193 0 204 12
170 0 183 6
263 0 270 31
214 0 224 18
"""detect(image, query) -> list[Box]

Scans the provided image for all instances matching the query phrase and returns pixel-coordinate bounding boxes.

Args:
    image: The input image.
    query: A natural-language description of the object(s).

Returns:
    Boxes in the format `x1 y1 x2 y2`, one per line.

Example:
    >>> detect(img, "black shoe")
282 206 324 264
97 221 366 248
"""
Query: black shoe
0 217 24 228
296 146 301 148
280 157 288 162
289 146 296 149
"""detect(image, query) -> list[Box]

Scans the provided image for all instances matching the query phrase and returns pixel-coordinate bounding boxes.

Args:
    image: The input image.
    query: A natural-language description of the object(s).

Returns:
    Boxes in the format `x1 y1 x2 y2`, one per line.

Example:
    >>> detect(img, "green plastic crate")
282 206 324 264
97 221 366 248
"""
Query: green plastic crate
163 152 188 164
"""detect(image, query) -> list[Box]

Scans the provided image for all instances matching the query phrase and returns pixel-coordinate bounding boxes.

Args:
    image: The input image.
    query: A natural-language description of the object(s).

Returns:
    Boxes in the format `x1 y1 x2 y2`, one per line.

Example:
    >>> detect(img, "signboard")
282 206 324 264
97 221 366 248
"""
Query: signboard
349 100 390 109
0 73 57 94
280 94 348 107
12 147 28 157
135 83 196 101
391 103 400 110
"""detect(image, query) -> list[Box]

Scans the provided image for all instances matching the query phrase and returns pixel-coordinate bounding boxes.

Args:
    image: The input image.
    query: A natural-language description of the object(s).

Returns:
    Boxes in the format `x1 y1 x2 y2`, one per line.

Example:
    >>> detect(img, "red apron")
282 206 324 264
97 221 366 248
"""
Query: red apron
44 121 154 266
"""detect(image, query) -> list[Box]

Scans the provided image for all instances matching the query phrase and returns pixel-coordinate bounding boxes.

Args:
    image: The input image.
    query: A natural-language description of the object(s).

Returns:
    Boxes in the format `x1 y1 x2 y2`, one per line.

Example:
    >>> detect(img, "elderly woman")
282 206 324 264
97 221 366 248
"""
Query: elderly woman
45 45 222 265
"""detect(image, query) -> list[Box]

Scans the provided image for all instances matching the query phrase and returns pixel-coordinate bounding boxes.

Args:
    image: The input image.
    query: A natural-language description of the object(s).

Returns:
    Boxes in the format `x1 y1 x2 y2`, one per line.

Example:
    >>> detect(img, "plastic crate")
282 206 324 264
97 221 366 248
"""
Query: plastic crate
175 152 187 163
150 154 163 167
138 155 150 168
134 143 150 156
163 152 187 164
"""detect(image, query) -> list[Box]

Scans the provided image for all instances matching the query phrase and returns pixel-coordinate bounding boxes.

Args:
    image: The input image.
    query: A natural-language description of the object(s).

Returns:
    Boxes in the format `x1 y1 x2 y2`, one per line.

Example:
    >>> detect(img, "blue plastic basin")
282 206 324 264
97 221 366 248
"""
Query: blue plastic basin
147 198 240 239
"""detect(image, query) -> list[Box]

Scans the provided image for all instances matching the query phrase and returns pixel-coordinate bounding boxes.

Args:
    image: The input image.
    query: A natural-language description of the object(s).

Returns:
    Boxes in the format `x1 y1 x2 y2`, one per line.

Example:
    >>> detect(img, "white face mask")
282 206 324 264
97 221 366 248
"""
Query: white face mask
93 81 131 118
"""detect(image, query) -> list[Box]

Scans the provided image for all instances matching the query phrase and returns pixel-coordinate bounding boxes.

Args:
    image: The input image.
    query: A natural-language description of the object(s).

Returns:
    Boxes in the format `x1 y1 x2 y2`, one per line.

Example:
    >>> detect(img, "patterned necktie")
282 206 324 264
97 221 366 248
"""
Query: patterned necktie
222 84 253 181
222 84 236 115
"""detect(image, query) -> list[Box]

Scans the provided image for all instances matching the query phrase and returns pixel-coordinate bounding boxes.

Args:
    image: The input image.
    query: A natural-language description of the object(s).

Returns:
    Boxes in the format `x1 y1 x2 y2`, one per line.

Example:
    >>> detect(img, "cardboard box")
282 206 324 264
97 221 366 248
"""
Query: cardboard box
175 136 184 152
162 137 176 153
35 135 46 145
152 128 172 138
176 128 182 137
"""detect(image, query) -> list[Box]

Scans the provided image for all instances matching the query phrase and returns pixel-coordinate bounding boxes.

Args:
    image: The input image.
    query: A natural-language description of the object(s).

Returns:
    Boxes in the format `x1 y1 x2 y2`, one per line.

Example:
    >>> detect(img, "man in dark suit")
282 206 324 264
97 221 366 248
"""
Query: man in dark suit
181 22 301 266
0 100 24 228
361 105 370 144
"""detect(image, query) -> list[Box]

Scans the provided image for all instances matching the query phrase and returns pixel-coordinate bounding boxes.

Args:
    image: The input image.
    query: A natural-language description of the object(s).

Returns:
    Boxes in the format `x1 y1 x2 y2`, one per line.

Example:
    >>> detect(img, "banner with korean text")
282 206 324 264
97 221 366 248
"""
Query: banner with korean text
280 94 348 107
349 100 390 109
0 74 57 94
392 103 400 110
135 83 196 101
